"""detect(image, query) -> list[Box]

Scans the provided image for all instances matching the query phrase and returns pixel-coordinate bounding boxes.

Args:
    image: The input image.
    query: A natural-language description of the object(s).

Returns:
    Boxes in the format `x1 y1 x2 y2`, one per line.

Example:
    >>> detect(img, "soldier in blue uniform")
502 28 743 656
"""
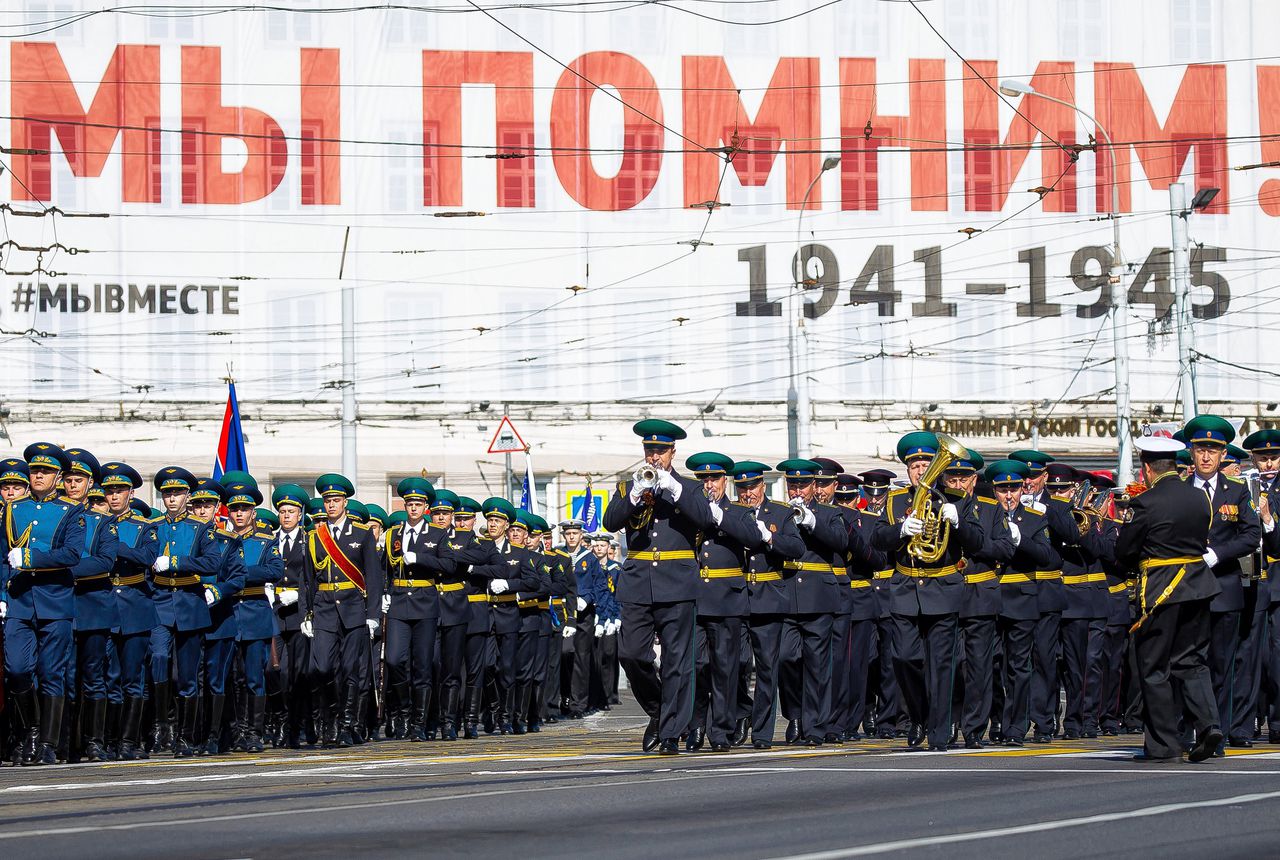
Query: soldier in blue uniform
100 462 160 760
603 419 716 755
684 452 751 752
63 448 120 762
225 480 282 753
267 484 312 747
307 473 383 748
1181 415 1262 753
589 532 621 710
384 477 453 741
558 517 604 719
3 442 87 765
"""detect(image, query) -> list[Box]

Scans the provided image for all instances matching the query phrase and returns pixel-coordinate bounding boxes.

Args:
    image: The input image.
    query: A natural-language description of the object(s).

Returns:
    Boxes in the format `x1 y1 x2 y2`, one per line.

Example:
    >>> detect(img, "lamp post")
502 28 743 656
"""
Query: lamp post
999 80 1133 484
788 155 840 459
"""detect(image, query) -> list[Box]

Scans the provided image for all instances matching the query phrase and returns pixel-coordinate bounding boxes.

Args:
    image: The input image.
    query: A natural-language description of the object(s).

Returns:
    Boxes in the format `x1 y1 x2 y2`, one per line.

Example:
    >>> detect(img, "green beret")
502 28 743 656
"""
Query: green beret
455 496 482 515
945 448 985 474
388 510 409 526
776 458 821 480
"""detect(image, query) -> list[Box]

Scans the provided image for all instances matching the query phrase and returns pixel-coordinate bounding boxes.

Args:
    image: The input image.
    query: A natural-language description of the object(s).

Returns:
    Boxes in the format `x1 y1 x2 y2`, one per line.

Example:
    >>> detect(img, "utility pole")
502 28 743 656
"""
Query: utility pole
1170 183 1198 420
341 286 357 482
503 402 512 501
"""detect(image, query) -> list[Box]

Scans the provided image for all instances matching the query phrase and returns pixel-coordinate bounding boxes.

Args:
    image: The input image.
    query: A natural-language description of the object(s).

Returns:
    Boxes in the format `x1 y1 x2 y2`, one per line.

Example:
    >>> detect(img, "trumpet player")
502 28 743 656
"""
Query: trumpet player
603 420 714 755
1240 430 1279 744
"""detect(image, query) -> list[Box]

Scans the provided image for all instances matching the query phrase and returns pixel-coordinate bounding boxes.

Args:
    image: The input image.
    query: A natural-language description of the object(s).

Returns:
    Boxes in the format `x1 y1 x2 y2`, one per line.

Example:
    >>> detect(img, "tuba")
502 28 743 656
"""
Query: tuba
906 432 969 563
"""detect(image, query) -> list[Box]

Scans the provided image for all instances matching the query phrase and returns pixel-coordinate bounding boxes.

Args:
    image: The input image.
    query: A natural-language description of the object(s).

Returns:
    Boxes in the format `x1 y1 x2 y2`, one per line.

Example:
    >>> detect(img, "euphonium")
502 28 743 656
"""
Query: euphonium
906 432 969 563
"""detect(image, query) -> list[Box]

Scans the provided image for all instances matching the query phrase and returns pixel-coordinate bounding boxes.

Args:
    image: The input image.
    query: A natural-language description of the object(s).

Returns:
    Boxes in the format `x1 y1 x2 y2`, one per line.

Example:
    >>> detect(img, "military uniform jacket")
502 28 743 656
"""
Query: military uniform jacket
308 518 383 630
993 502 1057 622
450 530 493 633
857 506 895 619
486 539 539 635
385 521 455 622
1080 519 1132 626
782 501 847 615
203 528 247 641
517 547 553 633
274 528 313 633
1188 472 1262 613
603 470 716 605
1115 471 1220 610
871 488 999 617
150 513 219 632
836 506 878 621
545 548 577 628
563 545 606 613
234 531 283 641
3 493 87 621
72 510 121 632
691 496 751 618
1045 495 1108 620
111 511 160 635
734 499 806 616
960 496 1014 619
597 559 621 623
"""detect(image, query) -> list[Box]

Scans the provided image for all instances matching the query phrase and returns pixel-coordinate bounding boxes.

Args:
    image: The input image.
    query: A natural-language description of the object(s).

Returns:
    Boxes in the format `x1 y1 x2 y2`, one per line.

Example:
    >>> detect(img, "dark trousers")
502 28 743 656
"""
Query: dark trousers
238 639 271 695
596 632 619 705
310 623 369 692
1061 617 1105 734
749 615 784 743
690 615 742 745
115 631 150 699
891 612 959 748
1267 602 1280 733
844 618 875 735
873 615 905 733
998 616 1035 740
828 613 851 734
385 616 438 690
788 613 834 739
620 600 696 742
544 630 562 712
735 623 754 721
203 637 236 696
568 610 596 713
1230 589 1266 741
1093 623 1129 733
516 627 545 684
464 630 489 690
150 624 203 698
76 629 110 700
1134 597 1218 759
1208 608 1242 732
1031 610 1062 734
5 617 72 696
492 631 516 700
960 615 997 738
438 623 466 702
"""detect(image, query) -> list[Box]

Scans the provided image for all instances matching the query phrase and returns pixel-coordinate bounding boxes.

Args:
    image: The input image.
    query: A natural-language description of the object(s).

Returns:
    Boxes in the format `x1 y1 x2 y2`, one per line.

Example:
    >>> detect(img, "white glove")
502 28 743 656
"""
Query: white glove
0 600 6 619
402 550 417 566
900 516 924 537
300 618 314 638
264 584 277 608
656 469 682 502
608 619 620 635
709 504 724 526
756 520 772 543
1020 494 1036 507
941 503 959 527
367 618 379 637
491 579 509 594
595 623 605 638
153 555 171 573
1265 519 1276 534
797 505 816 529
204 587 216 607
562 625 576 639
278 588 299 607
1008 522 1022 547
1203 549 1219 569
576 596 587 612
381 594 391 613
7 548 23 569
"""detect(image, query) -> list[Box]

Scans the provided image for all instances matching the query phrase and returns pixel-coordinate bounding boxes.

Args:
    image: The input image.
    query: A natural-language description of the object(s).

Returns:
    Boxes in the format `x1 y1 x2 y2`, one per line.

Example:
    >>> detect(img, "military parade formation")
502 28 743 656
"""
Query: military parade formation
1 413 1278 766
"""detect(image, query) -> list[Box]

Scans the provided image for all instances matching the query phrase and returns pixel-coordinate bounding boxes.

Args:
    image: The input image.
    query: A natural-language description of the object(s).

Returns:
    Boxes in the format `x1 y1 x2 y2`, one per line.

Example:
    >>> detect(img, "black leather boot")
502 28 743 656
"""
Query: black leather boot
83 698 109 762
512 684 529 735
201 694 225 756
150 680 174 753
119 696 149 760
526 683 543 733
244 695 267 753
104 700 123 760
464 685 483 740
34 694 64 765
12 688 40 766
409 687 431 742
440 686 460 741
498 686 514 735
173 695 198 758
335 684 359 747
391 683 411 740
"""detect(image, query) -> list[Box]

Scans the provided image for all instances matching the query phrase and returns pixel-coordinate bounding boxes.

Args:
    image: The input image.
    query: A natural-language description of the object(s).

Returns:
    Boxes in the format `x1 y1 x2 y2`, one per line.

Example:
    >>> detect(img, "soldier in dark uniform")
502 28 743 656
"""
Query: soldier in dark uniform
1243 430 1280 742
589 533 622 710
558 518 604 719
100 462 160 760
542 522 577 724
425 489 470 741
63 449 120 762
683 452 749 752
857 468 902 739
834 474 887 741
225 480 282 753
734 461 805 749
470 497 527 734
448 495 498 739
307 473 383 748
602 419 715 755
1181 415 1262 753
1116 435 1223 763
525 515 564 732
268 484 313 748
509 511 550 734
1075 471 1129 738
3 443 87 765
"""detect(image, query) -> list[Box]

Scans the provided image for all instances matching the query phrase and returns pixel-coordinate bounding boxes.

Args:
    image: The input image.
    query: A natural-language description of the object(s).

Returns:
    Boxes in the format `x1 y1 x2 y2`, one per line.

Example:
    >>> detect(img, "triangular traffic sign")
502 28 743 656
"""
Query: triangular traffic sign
487 415 528 454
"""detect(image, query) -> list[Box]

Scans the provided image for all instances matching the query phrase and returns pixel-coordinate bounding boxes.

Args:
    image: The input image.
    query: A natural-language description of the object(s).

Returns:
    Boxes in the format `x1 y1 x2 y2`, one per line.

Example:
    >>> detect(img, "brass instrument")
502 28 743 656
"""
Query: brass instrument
789 497 808 521
633 465 659 491
1243 470 1268 582
906 432 969 563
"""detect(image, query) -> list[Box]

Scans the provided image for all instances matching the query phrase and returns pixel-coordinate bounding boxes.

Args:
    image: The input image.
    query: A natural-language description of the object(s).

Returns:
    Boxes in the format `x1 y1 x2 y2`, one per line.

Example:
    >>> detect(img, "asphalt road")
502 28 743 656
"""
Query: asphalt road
2 702 1280 859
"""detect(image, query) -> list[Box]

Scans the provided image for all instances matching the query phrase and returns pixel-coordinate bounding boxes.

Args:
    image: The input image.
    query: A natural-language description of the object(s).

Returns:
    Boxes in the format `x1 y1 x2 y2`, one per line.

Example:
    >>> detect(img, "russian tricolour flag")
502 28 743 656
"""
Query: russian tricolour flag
212 382 248 481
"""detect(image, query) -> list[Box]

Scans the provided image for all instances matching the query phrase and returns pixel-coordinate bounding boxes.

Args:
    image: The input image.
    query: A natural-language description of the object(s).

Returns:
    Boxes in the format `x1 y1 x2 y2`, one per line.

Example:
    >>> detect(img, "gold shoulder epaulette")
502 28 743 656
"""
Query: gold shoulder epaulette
350 521 371 532
1051 493 1073 503
1224 474 1245 484
1023 507 1044 517
977 496 998 506
888 487 908 497
216 527 238 537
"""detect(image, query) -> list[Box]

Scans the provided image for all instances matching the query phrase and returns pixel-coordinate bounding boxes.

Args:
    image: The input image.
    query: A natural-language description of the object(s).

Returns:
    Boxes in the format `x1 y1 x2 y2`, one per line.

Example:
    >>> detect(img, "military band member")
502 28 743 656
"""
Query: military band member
524 515 561 732
1116 435 1222 763
1182 415 1262 753
1243 430 1280 742
559 517 604 719
59 449 119 762
543 523 577 723
225 480 283 753
2 444 86 765
834 474 886 740
508 511 550 734
1075 471 1128 738
308 473 382 748
684 452 750 752
449 495 500 739
268 484 313 748
426 488 470 741
857 468 902 739
603 420 716 755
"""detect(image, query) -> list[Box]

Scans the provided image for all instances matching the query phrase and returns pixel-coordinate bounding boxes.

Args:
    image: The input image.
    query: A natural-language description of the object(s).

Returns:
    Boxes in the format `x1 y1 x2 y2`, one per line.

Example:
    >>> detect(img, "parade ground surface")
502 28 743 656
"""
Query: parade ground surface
2 700 1279 859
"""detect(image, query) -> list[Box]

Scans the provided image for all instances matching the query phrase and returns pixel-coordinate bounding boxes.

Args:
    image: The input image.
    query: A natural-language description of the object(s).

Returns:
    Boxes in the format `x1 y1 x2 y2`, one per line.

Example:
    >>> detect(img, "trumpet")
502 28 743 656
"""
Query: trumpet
789 497 808 521
633 465 659 490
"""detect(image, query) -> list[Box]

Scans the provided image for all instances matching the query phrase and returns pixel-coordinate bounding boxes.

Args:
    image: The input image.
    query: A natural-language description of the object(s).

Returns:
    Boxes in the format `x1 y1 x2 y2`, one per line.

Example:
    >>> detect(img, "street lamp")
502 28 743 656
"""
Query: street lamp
788 155 840 459
999 80 1134 484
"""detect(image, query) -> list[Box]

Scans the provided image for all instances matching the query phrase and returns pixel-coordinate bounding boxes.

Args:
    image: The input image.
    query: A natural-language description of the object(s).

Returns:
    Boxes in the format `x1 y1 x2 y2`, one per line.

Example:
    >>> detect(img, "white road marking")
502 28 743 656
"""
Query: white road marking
757 789 1280 859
